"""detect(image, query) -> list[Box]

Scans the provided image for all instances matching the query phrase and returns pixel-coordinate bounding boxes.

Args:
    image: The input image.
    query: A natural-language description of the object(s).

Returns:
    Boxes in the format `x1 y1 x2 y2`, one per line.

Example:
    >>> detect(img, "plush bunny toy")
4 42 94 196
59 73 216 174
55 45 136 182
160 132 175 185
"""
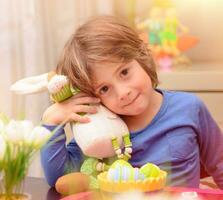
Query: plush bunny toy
10 72 132 173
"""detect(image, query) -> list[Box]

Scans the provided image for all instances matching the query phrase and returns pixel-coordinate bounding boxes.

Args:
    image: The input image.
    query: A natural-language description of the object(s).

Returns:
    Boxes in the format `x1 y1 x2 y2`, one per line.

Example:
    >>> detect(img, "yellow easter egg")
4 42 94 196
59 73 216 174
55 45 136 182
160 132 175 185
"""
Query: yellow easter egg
139 163 160 178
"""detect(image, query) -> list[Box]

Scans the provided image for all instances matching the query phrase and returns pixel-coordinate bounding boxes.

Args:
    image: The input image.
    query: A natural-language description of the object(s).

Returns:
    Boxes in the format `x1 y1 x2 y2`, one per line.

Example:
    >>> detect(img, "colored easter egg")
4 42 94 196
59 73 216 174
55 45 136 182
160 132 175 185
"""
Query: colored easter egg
110 159 132 169
55 172 90 195
107 161 145 182
107 165 132 182
139 163 160 178
131 168 145 181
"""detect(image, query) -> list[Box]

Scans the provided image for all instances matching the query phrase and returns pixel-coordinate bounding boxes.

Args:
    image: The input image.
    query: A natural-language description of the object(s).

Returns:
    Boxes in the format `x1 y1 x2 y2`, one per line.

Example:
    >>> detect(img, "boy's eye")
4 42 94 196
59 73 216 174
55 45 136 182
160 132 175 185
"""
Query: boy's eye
121 68 129 76
99 86 109 94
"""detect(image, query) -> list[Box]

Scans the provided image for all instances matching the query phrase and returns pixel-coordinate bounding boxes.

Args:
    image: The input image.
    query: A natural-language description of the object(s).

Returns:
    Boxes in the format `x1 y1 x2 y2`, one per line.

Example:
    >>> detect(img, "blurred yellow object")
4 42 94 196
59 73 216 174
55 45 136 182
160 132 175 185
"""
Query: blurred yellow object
98 170 167 193
153 0 174 8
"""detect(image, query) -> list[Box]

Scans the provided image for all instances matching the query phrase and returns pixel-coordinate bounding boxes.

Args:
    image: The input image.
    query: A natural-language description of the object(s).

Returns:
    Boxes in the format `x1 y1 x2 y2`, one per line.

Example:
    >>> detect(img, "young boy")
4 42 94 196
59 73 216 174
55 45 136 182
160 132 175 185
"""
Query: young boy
41 16 223 189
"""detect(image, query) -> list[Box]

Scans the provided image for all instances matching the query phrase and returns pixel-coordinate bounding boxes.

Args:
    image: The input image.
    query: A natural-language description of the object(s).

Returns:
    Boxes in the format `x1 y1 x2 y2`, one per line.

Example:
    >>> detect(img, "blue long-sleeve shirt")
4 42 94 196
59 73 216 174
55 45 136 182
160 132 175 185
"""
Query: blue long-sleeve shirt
41 90 223 188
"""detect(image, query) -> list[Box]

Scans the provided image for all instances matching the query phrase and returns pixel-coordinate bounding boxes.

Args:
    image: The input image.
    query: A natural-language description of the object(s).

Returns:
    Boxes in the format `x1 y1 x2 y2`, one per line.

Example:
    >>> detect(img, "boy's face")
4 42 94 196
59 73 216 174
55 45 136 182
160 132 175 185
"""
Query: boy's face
92 59 155 116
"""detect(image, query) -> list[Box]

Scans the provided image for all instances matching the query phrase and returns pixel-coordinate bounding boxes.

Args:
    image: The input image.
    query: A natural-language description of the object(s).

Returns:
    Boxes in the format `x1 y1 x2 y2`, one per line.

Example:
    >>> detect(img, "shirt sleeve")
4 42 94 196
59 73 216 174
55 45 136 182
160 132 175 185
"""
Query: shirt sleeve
196 98 223 189
40 124 84 187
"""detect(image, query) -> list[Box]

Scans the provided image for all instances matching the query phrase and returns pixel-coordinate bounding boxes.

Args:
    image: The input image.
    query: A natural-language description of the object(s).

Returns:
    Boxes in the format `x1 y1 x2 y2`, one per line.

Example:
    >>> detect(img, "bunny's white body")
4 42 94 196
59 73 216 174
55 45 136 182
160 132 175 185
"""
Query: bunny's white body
72 105 129 159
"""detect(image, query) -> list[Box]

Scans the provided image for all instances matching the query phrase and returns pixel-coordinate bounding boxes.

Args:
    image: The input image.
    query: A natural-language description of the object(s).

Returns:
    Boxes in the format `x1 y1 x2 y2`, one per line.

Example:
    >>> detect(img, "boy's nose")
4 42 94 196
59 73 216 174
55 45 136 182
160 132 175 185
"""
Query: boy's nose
118 87 131 102
120 91 131 101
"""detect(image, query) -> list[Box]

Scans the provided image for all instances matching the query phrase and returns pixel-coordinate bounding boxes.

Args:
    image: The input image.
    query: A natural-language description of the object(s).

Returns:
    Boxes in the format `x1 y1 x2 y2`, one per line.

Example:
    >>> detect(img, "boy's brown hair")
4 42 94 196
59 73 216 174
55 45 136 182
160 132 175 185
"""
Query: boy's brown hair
56 15 158 95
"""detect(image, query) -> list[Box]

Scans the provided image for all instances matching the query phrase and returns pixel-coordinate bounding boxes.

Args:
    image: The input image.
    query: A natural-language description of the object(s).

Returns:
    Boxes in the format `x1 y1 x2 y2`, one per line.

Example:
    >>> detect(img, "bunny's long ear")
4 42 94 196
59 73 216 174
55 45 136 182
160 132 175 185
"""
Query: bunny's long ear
10 73 48 95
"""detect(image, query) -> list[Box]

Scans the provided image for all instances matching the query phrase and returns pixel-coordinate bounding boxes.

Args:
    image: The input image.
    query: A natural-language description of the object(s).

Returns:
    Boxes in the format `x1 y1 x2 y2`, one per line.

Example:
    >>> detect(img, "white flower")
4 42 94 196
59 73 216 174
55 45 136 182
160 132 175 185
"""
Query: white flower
0 116 53 196
3 119 51 147
0 135 6 160
4 120 33 144
26 126 51 147
20 120 34 137
0 120 4 133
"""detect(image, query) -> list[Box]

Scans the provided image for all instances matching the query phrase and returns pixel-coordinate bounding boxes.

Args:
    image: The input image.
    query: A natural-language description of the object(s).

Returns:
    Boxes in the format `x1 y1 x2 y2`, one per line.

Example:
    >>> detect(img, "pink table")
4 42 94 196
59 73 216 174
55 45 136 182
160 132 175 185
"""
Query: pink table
60 187 223 200
164 187 223 200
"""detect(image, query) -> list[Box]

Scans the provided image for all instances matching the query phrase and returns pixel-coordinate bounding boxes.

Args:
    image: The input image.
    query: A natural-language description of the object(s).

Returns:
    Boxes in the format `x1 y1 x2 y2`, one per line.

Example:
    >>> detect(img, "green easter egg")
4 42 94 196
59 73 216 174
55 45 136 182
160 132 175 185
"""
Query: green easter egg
139 163 160 178
110 159 132 169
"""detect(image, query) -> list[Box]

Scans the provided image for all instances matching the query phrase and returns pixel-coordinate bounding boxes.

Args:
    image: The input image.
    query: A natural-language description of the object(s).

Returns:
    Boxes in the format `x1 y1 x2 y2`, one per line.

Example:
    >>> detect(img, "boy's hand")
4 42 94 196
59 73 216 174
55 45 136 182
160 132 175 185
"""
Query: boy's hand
42 93 100 125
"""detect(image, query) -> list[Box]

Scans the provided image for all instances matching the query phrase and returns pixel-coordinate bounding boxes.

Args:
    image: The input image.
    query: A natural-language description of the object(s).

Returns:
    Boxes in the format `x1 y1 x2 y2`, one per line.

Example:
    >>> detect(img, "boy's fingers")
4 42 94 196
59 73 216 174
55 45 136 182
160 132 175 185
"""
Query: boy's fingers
72 105 98 114
60 96 100 107
70 113 90 123
72 96 100 105
72 92 89 98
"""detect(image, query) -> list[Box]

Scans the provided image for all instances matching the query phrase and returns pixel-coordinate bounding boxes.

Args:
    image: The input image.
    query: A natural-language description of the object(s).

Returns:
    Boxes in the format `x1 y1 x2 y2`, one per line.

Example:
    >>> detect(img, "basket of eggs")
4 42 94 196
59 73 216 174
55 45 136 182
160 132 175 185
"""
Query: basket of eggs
98 160 167 193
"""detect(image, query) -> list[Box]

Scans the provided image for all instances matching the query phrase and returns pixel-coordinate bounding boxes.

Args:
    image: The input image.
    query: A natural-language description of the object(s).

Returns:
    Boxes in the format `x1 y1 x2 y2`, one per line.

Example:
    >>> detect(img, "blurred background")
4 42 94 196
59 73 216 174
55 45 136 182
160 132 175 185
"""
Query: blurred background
0 0 223 177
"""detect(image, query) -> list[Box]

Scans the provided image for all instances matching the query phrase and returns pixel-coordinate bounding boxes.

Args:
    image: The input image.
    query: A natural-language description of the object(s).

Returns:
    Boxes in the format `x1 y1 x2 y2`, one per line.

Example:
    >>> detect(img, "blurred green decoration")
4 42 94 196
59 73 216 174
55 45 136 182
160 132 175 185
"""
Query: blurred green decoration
137 0 199 71
126 0 136 27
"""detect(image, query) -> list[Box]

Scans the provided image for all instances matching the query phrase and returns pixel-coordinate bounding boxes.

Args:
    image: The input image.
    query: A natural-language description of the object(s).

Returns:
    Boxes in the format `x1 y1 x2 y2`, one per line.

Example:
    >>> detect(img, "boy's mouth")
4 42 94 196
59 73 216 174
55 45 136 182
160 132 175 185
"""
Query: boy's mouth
123 93 140 107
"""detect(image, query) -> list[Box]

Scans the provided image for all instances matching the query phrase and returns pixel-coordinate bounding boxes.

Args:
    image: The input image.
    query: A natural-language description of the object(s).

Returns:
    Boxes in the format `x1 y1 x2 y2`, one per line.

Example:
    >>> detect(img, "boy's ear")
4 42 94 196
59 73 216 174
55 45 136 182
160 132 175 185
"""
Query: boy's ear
10 73 49 95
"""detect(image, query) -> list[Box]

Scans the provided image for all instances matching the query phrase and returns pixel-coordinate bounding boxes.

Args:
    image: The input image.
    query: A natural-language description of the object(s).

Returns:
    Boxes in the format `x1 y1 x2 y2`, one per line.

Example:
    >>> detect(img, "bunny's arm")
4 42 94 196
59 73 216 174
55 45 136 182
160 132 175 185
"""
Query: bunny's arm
41 124 84 187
